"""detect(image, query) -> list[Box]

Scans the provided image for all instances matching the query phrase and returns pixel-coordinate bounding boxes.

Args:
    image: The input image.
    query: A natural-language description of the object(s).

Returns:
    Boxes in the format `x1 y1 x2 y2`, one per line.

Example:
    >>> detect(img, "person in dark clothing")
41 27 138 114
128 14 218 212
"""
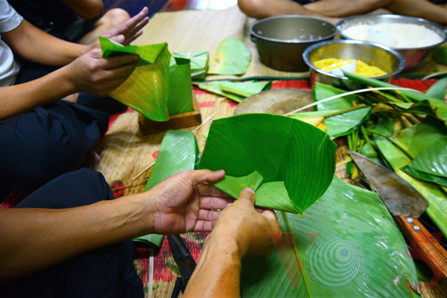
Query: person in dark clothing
238 0 447 24
9 0 130 44
0 168 281 297
0 1 149 196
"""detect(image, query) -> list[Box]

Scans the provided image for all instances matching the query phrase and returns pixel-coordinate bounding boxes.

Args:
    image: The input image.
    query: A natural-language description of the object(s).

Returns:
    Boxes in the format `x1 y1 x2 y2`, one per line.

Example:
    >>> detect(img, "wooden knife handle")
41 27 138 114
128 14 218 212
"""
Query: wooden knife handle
395 216 447 281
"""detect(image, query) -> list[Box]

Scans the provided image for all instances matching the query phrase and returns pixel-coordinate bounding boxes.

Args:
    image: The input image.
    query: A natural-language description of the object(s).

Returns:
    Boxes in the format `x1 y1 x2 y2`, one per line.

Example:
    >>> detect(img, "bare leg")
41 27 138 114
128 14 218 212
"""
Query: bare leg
305 0 390 17
79 8 130 45
386 0 447 24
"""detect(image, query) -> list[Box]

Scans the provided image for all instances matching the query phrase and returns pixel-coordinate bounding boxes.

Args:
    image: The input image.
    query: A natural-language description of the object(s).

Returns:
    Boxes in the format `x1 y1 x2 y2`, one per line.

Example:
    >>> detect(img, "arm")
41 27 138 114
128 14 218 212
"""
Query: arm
238 0 322 19
63 0 104 19
0 170 231 283
184 189 282 298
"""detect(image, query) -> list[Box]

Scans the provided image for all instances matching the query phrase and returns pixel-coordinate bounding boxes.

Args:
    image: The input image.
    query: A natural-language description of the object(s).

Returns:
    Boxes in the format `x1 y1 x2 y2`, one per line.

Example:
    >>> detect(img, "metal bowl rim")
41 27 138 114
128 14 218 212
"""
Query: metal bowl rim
302 39 406 80
250 15 337 44
336 14 447 50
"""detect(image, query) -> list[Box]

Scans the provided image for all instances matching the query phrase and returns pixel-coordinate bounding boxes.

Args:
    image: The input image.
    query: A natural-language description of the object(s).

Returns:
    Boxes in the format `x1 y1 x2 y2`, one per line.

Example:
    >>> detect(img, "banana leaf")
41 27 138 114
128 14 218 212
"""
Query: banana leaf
209 37 251 75
241 177 418 297
168 57 194 115
425 77 447 100
134 130 198 248
405 137 447 178
374 134 447 237
313 83 371 138
402 165 447 187
173 52 209 80
100 37 171 121
196 81 270 102
343 71 439 102
432 43 447 65
390 99 447 127
198 114 336 213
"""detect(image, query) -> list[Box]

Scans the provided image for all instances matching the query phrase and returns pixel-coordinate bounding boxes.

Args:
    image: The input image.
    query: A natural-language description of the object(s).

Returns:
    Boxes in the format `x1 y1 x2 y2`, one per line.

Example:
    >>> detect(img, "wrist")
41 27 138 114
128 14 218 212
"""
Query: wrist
120 192 158 236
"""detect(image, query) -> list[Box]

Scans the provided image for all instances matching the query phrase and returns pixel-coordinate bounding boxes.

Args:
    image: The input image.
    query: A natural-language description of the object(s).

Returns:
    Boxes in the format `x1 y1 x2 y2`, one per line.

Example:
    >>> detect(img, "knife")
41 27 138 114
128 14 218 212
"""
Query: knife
349 151 447 282
168 235 197 297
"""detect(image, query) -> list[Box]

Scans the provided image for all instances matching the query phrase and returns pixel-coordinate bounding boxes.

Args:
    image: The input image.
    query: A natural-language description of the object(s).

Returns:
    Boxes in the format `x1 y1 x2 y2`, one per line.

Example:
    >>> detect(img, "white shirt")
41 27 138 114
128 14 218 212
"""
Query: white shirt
0 0 23 87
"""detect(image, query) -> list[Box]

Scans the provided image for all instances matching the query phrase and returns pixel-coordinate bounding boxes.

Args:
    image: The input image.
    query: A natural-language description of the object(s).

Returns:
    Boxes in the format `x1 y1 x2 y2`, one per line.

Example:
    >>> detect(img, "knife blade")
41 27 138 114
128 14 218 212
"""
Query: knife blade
168 235 197 297
349 151 447 281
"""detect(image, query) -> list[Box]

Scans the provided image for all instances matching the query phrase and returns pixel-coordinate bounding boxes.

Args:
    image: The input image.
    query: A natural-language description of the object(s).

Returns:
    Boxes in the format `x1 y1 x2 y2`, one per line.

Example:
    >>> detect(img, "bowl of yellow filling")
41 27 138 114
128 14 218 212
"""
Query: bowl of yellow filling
303 39 405 88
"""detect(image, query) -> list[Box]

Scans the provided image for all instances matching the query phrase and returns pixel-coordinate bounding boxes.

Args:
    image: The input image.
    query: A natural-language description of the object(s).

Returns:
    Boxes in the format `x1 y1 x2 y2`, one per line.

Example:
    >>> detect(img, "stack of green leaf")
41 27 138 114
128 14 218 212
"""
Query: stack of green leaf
173 52 209 80
297 71 447 239
99 37 194 121
135 113 336 246
196 80 272 102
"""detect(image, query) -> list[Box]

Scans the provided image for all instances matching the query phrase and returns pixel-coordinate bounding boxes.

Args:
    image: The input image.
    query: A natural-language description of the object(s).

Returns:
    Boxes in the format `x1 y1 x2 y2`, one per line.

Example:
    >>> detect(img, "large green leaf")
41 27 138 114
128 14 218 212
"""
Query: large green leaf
209 37 251 75
196 81 270 102
198 114 336 213
324 107 372 138
134 130 198 248
168 57 193 115
100 37 171 121
425 77 447 100
173 51 209 80
406 137 447 178
241 177 418 297
374 135 447 237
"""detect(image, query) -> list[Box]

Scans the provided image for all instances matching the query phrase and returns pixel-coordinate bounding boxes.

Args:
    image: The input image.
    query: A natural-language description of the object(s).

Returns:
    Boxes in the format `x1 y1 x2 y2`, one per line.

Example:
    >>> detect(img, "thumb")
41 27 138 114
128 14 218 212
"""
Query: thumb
238 188 256 205
191 169 225 185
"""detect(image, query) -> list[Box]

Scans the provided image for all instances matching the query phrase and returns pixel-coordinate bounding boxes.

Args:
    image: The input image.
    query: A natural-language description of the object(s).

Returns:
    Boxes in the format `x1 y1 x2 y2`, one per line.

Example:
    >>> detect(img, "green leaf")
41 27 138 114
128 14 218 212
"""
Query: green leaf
432 43 447 66
99 37 171 121
196 81 271 102
198 114 336 213
209 38 251 75
343 71 440 102
168 57 194 115
173 52 209 80
241 177 418 297
134 130 198 248
212 171 264 198
402 165 447 187
406 137 447 178
425 77 447 100
374 135 447 237
324 107 372 138
313 82 355 111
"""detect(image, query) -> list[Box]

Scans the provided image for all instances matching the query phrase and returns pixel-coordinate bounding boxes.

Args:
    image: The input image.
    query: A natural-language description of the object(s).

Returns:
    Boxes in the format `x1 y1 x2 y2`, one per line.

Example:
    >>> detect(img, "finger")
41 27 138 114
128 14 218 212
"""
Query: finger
103 55 139 70
200 196 233 210
191 169 225 185
198 210 220 221
110 34 125 44
125 18 149 39
238 188 256 205
197 184 232 198
120 7 149 34
261 209 277 221
194 220 214 232
124 29 143 45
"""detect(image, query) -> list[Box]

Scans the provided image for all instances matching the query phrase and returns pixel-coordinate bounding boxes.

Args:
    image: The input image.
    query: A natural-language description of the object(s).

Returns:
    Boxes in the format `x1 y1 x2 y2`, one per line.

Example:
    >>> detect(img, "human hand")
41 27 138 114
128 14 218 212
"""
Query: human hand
103 7 149 45
147 170 233 234
209 188 282 257
66 48 138 95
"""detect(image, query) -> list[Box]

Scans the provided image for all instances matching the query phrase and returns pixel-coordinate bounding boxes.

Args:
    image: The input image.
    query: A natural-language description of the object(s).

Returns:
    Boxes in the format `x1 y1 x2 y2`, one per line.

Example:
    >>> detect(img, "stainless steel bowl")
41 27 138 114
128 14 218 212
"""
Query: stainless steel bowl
337 14 446 69
250 15 336 72
303 39 405 88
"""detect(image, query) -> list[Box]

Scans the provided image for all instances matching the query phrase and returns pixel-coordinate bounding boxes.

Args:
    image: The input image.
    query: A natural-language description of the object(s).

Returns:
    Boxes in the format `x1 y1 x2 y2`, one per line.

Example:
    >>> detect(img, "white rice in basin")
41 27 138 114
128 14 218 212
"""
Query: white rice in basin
342 23 443 49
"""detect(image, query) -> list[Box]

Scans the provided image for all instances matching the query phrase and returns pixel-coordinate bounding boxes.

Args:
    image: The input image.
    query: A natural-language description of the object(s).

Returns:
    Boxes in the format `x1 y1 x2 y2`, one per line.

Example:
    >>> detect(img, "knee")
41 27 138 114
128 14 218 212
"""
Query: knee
103 8 130 27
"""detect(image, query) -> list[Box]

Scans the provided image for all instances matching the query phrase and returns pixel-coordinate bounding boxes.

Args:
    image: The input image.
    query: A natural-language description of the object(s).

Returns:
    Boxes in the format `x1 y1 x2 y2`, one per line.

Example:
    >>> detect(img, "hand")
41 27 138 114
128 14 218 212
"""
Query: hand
104 7 149 45
148 170 233 234
66 48 138 95
210 188 282 257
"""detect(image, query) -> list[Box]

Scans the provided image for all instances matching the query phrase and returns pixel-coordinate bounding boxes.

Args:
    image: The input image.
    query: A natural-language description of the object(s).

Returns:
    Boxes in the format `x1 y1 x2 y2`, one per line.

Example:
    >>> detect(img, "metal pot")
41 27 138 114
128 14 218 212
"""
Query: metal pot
250 15 337 72
337 14 447 69
303 39 405 89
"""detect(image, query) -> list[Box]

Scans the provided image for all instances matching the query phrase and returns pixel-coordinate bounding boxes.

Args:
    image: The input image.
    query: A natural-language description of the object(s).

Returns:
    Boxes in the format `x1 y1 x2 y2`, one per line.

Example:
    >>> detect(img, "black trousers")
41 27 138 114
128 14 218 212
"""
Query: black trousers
0 62 126 197
1 168 144 298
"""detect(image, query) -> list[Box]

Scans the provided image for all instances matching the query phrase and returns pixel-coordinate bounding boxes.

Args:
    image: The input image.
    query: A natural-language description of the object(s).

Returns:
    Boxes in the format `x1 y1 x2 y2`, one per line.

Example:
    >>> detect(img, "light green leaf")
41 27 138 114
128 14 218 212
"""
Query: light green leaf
406 137 447 178
212 171 264 198
173 52 209 80
99 37 171 121
198 114 336 213
325 107 372 138
196 81 244 102
241 177 418 297
425 77 447 100
168 57 194 115
134 130 198 248
220 81 271 97
313 82 354 111
209 38 251 75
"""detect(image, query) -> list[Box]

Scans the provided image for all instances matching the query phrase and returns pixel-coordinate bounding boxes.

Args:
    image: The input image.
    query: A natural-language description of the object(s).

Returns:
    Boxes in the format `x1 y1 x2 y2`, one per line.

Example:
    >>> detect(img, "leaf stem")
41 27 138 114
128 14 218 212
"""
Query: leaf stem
368 130 415 159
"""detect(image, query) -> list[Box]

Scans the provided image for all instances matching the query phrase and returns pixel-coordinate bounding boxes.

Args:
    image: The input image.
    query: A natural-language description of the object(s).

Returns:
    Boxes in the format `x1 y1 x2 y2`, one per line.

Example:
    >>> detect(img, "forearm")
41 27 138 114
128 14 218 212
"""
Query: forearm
184 236 241 298
0 66 75 120
386 0 447 24
238 0 322 19
2 20 87 66
63 0 104 19
0 193 156 283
